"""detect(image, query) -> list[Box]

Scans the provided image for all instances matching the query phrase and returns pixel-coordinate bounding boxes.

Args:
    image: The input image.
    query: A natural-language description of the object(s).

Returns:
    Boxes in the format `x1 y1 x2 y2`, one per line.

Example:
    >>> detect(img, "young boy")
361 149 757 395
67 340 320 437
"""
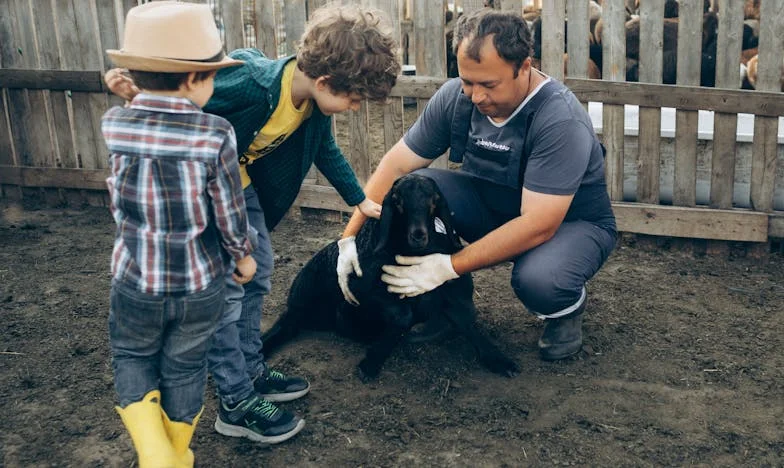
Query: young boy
105 4 401 444
102 2 254 466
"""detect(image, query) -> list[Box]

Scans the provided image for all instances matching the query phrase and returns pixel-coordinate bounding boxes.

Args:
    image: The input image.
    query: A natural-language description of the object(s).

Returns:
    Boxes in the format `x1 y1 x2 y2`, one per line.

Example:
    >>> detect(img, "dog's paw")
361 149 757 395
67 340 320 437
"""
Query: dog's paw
357 359 381 382
483 354 520 378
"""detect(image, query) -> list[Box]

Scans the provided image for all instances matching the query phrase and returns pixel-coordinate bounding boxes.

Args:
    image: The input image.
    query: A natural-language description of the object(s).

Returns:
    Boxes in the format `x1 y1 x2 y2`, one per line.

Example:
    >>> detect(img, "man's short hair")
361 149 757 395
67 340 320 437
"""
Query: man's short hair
453 9 533 75
297 4 400 101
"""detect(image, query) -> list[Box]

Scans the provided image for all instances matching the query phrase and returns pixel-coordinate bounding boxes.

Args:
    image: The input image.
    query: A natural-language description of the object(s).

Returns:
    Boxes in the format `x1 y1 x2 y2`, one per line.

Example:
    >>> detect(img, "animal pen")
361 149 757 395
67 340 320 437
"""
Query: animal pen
0 0 782 252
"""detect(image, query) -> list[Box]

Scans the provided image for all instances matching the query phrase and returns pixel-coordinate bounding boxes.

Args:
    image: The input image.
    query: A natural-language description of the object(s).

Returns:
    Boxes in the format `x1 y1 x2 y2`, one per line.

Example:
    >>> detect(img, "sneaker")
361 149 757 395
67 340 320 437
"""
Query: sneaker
214 393 305 444
253 369 310 402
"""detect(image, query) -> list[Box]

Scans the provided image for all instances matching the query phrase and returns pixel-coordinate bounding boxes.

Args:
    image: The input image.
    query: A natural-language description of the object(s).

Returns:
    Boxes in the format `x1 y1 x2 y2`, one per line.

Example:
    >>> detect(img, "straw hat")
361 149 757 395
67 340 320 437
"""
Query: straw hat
107 1 243 72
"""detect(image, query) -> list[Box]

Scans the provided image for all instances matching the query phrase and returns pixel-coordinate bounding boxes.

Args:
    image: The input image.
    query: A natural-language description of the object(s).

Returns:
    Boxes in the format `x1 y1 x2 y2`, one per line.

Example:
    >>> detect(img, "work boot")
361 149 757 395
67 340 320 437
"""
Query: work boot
115 390 178 468
161 407 202 468
405 313 454 343
538 301 585 361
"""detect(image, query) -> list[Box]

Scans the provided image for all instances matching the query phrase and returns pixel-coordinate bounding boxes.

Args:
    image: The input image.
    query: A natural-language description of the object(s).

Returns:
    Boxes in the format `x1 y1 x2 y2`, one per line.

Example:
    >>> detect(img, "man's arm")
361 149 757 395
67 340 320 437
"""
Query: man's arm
451 188 573 275
342 139 433 238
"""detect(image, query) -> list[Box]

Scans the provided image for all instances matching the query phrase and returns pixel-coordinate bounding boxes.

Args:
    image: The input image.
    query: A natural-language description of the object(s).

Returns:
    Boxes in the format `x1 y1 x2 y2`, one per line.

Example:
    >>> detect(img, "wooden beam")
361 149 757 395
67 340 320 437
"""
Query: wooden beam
0 166 108 190
612 202 768 242
770 213 784 239
0 69 106 92
564 78 784 118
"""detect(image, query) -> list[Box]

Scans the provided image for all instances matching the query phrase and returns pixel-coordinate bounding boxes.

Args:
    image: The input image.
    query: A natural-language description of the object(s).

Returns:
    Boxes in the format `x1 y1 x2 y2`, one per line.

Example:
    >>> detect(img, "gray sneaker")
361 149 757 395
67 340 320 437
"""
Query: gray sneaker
214 393 305 444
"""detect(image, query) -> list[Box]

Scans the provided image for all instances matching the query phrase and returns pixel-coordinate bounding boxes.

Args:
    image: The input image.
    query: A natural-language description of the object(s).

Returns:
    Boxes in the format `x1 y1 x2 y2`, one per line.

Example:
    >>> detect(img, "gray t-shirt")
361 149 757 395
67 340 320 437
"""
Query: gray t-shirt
404 77 614 227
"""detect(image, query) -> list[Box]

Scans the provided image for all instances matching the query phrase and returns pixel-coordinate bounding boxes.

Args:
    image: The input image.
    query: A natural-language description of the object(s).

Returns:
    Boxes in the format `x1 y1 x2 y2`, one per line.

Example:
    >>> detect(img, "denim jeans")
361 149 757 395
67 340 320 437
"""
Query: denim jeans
207 186 274 405
416 167 617 317
109 278 224 423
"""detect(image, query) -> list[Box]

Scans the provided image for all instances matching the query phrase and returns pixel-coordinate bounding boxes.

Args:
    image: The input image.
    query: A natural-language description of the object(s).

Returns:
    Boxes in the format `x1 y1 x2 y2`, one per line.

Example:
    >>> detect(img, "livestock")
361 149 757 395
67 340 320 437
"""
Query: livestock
262 174 520 381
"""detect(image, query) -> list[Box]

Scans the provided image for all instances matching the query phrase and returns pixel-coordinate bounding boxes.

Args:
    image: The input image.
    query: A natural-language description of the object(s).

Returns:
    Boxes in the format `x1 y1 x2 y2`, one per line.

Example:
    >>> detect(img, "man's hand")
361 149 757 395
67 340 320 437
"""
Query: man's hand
105 68 140 102
356 198 382 219
337 236 362 305
381 253 458 298
233 255 257 285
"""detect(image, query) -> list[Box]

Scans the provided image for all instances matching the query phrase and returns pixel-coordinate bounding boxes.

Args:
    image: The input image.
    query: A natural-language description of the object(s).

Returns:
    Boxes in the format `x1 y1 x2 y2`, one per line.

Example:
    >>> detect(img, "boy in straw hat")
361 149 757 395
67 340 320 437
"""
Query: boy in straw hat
106 2 400 448
102 2 256 466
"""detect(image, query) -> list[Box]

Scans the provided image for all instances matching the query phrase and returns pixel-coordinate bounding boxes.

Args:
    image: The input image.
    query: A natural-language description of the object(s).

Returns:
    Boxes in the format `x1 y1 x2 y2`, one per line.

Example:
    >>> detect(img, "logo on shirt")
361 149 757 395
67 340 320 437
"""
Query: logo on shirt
475 139 510 152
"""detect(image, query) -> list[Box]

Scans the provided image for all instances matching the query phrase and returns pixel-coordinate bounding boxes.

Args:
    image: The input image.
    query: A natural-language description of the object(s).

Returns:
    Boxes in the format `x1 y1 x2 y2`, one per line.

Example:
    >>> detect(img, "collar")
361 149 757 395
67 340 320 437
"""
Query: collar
129 93 203 114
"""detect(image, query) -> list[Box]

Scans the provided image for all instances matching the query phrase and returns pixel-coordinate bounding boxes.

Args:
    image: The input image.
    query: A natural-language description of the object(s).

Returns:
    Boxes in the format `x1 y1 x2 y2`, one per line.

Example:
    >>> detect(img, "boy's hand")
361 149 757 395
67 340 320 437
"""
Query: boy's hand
357 198 381 219
233 255 257 285
105 68 140 102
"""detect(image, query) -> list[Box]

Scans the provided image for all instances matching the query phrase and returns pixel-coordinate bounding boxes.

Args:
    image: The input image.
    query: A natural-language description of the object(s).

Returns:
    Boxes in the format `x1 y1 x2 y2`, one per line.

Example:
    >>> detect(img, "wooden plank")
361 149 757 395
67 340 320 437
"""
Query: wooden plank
770 214 784 239
600 0 625 202
540 0 565 80
347 102 371 185
283 0 306 56
709 0 745 209
0 90 15 166
673 0 703 207
254 0 278 58
564 79 784 117
461 0 485 14
293 183 771 242
636 1 664 204
0 69 106 92
221 0 245 52
0 165 108 190
612 203 768 242
0 2 17 170
565 0 589 79
749 1 784 212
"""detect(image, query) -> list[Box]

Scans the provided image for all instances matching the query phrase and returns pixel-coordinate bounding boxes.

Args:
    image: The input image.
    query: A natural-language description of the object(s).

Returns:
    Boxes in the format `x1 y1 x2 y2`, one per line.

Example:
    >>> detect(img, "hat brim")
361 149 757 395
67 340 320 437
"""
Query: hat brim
106 50 244 72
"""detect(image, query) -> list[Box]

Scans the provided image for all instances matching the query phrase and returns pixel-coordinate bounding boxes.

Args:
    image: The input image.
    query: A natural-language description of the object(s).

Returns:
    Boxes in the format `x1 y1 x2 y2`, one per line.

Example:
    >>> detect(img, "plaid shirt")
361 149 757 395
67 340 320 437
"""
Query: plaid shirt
102 94 253 295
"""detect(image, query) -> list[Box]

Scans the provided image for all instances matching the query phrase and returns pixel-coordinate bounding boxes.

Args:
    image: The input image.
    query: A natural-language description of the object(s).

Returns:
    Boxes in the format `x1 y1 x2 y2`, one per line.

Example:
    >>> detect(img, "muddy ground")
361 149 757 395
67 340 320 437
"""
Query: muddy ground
1 202 782 467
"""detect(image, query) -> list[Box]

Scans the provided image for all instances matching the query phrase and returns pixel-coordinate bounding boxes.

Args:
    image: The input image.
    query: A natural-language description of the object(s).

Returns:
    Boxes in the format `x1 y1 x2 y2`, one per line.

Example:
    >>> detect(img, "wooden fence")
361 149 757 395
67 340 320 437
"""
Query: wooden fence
0 0 782 245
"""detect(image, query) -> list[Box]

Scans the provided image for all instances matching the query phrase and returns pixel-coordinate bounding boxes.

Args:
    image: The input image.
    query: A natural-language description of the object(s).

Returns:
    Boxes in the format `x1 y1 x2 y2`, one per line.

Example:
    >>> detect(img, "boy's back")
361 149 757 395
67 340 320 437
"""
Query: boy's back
103 94 249 295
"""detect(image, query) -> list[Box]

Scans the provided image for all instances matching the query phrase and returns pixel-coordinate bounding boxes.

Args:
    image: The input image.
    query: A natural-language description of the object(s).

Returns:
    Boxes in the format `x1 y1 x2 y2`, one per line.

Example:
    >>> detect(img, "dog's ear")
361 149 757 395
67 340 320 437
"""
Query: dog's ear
374 183 400 254
434 190 463 251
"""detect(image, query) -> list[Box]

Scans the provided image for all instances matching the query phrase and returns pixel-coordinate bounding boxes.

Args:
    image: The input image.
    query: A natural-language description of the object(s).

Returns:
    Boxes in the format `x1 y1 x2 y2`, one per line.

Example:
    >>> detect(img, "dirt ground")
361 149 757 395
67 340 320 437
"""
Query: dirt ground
1 202 783 467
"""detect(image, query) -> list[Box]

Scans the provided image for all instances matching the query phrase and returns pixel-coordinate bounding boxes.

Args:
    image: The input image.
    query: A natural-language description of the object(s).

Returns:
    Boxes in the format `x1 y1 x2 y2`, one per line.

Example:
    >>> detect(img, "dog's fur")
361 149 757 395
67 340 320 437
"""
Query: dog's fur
262 174 519 380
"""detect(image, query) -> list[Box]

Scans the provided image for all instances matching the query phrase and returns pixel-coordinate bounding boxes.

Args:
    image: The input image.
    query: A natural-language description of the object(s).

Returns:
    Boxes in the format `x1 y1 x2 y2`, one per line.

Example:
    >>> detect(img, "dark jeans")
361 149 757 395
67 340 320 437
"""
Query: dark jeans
416 168 617 317
207 186 274 405
109 278 224 423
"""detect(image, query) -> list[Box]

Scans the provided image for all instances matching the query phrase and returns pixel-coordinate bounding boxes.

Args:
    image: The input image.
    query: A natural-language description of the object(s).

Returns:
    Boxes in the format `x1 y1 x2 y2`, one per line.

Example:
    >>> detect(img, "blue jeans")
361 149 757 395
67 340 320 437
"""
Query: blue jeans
109 278 224 423
416 168 617 317
207 187 274 405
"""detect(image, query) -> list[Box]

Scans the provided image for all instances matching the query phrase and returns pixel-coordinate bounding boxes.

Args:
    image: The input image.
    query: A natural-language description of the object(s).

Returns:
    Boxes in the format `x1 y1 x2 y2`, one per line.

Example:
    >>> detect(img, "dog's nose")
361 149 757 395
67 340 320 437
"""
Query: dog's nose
409 228 428 246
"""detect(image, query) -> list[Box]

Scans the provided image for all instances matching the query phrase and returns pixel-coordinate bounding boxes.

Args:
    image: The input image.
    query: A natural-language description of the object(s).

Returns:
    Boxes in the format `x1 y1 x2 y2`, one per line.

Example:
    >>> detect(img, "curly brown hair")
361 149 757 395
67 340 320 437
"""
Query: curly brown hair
297 4 400 102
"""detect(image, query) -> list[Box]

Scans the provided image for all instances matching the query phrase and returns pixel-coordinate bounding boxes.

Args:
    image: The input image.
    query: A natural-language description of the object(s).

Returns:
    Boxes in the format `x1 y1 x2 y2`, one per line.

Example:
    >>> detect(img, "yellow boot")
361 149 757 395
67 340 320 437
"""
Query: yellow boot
161 407 203 468
115 390 178 468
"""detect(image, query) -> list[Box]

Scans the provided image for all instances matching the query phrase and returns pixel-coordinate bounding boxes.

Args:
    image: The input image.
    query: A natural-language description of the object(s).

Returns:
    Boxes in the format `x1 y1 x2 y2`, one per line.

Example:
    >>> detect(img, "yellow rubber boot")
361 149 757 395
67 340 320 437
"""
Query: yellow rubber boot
115 390 178 468
161 407 203 468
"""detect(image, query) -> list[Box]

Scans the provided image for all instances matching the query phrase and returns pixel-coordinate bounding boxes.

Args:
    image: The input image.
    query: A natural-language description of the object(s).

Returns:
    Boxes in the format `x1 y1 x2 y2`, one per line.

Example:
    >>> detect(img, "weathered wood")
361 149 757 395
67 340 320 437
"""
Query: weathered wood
283 0 306 56
221 0 245 52
0 166 108 190
636 1 664 204
0 90 15 166
600 0 625 202
565 0 589 79
564 79 784 117
749 1 784 212
709 0 745 209
770 214 784 239
0 70 106 92
294 183 771 242
540 0 565 80
673 0 703 207
254 0 278 58
348 102 371 185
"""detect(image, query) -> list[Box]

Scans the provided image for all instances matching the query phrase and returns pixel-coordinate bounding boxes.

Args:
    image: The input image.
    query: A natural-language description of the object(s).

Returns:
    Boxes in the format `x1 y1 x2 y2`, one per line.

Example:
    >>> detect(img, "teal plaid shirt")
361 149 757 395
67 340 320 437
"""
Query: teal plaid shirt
205 49 365 230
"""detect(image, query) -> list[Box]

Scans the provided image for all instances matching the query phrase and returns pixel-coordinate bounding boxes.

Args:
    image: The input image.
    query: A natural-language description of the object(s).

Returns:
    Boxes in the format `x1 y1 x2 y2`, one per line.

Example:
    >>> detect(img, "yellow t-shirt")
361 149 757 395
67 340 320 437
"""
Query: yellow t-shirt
239 60 313 188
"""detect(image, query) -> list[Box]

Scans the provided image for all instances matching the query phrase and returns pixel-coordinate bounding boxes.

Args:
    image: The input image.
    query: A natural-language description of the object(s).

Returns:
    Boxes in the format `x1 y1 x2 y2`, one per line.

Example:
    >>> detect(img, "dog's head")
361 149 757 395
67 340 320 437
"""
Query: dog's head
374 174 463 256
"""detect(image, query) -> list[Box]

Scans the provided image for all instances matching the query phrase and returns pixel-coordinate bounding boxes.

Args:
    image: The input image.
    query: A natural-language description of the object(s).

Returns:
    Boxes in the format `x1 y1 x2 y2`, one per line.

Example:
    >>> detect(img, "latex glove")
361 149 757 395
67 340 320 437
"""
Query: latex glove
337 236 362 305
381 253 458 298
357 198 382 219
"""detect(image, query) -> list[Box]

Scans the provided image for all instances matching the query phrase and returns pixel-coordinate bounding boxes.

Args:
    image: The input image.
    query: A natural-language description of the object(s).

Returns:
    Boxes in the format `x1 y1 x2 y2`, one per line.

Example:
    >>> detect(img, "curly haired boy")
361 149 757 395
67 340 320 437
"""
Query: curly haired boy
106 3 400 446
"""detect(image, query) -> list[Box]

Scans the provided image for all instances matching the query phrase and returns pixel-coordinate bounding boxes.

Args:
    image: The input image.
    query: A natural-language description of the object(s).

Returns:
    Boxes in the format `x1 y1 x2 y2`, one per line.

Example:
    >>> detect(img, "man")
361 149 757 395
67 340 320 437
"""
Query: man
337 9 617 361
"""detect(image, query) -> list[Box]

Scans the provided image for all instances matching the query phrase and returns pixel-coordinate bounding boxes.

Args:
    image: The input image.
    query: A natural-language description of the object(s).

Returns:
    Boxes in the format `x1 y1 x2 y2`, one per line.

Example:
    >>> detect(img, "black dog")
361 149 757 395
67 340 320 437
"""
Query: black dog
262 174 519 380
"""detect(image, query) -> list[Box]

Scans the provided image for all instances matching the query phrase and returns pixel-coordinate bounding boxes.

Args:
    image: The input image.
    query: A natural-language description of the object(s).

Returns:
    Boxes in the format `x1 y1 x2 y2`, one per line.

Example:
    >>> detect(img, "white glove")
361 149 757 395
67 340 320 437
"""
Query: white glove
337 236 362 305
381 253 458 298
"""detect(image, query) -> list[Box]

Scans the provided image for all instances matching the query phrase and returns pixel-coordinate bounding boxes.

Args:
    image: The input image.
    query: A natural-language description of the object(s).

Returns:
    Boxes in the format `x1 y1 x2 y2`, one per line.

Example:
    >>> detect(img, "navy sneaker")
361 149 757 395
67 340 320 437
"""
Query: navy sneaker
253 369 310 402
214 393 305 444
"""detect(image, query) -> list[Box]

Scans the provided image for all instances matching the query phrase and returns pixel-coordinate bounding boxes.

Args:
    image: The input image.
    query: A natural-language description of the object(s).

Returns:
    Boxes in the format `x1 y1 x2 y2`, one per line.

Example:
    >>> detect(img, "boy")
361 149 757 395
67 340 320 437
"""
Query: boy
105 4 401 444
102 2 254 466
